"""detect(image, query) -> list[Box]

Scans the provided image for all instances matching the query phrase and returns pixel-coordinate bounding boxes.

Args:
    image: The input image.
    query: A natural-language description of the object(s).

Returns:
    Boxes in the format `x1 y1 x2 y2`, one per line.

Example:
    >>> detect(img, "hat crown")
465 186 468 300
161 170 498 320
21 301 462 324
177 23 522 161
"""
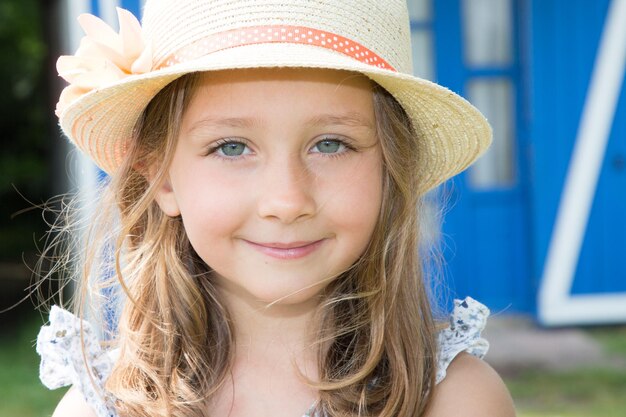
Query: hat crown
141 0 413 73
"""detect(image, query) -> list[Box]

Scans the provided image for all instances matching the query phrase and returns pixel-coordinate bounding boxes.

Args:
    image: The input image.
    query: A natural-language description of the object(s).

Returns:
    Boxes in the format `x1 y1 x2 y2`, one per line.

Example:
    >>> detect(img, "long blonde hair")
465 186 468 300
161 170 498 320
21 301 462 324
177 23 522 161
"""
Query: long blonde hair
53 71 437 416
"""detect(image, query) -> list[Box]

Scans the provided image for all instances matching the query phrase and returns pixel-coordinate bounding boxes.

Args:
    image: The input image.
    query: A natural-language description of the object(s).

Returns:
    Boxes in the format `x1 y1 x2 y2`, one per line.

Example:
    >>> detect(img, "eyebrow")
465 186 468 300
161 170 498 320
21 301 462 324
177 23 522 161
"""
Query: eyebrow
185 112 374 135
305 112 374 129
186 117 260 134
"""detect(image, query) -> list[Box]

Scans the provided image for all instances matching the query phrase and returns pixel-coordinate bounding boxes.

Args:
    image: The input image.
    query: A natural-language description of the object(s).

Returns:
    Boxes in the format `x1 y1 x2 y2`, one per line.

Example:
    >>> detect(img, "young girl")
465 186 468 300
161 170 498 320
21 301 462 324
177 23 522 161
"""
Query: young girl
37 1 515 416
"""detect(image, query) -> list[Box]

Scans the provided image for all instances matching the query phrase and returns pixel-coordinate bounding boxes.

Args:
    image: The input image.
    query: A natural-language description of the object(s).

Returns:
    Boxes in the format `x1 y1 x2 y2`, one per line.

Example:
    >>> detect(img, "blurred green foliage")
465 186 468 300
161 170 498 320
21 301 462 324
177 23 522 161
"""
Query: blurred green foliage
0 0 50 260
0 307 67 416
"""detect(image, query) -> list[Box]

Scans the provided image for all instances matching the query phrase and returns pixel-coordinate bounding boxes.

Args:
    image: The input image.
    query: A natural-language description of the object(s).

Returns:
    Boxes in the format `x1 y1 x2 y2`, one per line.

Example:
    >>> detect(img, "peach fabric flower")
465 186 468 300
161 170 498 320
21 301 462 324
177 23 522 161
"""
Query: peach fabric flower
56 8 152 117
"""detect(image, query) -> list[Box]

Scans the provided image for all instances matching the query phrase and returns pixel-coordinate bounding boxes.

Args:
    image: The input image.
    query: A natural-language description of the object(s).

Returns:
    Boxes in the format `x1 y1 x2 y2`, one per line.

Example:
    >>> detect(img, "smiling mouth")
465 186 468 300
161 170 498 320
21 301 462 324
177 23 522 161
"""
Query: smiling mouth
244 239 326 260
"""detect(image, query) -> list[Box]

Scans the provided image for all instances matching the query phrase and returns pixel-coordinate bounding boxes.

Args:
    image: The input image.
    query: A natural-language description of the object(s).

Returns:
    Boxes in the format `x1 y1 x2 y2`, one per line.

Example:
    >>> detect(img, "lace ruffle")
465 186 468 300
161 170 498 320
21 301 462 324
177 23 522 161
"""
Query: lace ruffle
436 297 490 384
36 306 117 417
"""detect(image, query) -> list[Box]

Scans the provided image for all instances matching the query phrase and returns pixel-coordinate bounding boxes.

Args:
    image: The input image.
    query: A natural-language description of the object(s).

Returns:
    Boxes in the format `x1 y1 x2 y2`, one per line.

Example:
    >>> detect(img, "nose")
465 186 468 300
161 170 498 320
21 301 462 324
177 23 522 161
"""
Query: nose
256 155 317 224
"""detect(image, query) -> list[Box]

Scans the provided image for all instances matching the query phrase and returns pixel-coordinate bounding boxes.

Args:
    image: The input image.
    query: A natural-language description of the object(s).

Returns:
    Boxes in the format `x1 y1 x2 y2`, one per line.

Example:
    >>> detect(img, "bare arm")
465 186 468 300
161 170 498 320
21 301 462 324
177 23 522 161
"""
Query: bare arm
51 386 98 417
423 353 516 417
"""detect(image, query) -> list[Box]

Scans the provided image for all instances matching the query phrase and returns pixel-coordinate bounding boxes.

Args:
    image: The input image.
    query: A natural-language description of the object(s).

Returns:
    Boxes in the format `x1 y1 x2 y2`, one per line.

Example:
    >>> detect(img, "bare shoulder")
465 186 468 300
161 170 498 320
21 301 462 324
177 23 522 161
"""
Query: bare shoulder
51 386 98 417
424 353 516 417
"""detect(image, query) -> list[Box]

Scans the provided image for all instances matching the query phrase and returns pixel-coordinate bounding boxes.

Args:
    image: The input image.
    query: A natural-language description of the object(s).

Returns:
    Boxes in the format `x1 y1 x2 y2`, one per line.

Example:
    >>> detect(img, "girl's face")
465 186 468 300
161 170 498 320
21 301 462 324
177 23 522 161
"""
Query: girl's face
156 68 383 306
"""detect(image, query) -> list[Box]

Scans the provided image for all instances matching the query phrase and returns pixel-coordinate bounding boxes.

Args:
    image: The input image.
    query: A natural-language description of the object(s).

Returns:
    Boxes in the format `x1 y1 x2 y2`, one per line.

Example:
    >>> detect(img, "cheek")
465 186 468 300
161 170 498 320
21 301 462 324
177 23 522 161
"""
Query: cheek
173 170 253 248
321 152 383 238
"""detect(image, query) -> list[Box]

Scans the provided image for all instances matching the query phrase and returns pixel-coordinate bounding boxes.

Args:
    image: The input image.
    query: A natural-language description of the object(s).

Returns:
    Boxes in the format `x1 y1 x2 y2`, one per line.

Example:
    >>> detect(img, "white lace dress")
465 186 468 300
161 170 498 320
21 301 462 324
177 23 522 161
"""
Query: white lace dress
37 297 490 417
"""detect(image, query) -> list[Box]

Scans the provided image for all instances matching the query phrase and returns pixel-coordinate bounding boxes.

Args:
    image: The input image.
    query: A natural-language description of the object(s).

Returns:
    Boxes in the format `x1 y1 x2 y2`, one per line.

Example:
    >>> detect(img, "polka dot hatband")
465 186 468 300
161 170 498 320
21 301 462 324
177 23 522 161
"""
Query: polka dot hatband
158 26 395 72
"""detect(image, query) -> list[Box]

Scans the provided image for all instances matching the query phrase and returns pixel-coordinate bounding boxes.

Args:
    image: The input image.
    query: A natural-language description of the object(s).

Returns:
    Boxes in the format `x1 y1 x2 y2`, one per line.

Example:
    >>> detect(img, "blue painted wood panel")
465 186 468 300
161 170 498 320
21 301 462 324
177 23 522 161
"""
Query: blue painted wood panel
432 0 532 313
91 1 142 20
530 0 626 297
119 0 142 18
571 58 626 295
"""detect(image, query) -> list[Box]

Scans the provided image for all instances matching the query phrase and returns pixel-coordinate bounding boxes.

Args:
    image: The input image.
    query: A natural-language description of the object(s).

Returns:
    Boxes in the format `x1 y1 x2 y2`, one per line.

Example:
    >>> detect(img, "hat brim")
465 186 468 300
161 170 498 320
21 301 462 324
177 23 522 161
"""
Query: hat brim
59 42 491 193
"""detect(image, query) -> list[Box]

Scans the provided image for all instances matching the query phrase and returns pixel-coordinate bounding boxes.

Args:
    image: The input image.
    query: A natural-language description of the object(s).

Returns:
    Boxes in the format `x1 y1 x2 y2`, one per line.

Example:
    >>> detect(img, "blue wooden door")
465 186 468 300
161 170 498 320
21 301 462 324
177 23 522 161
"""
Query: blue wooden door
429 0 533 313
532 0 626 324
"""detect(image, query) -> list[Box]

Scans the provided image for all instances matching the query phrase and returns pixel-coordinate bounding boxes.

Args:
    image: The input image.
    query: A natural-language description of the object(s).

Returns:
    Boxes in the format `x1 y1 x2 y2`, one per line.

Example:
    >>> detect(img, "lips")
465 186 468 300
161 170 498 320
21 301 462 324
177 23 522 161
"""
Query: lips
243 239 326 260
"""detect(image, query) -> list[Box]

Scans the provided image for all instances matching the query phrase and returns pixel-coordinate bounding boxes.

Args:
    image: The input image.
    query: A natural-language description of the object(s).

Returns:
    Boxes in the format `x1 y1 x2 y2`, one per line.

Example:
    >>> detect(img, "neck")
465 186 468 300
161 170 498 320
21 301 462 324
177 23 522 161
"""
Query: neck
208 284 323 416
218 283 322 373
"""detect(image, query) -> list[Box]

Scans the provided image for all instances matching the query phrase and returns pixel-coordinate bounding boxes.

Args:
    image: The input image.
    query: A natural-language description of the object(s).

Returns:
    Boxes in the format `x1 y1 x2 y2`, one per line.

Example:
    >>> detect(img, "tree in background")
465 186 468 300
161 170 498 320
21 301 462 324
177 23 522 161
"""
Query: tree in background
0 0 49 263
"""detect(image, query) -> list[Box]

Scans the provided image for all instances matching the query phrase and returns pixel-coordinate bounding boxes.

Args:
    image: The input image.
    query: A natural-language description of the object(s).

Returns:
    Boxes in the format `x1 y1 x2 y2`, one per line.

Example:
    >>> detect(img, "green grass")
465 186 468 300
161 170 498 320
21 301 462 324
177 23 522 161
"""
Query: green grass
588 326 626 357
0 309 67 417
505 368 626 417
504 326 626 417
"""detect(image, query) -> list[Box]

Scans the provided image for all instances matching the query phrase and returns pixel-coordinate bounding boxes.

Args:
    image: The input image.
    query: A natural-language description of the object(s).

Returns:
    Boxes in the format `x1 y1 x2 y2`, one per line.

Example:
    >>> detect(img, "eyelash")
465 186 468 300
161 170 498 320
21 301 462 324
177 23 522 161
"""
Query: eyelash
204 136 357 160
313 136 357 158
204 138 251 159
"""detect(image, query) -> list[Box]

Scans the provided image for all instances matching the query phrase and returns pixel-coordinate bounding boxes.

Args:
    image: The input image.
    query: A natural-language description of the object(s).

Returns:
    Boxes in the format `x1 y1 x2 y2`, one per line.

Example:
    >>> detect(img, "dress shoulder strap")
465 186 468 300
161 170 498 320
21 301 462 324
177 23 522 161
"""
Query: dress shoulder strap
436 297 490 384
36 306 118 417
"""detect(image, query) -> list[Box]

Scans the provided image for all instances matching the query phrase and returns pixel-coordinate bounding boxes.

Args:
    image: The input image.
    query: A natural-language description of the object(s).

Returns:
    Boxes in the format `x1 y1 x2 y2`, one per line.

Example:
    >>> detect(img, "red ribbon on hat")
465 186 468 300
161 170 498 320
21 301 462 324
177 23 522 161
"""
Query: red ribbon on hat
157 25 396 72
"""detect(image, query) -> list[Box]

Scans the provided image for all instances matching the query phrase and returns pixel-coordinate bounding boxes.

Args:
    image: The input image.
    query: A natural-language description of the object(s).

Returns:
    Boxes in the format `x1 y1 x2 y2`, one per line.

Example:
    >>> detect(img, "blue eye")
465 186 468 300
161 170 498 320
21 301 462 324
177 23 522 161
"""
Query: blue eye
214 141 249 157
312 139 346 154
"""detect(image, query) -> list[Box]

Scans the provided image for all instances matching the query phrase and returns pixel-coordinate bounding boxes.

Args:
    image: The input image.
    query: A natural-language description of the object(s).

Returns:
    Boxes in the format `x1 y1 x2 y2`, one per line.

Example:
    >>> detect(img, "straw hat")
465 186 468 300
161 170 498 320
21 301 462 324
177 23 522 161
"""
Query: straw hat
56 0 492 193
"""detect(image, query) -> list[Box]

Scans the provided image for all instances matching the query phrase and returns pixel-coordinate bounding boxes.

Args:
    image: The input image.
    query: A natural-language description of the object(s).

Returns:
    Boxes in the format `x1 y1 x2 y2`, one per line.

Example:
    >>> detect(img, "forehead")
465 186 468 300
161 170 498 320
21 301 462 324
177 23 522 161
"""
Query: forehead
196 68 372 104
195 67 373 87
183 68 375 121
